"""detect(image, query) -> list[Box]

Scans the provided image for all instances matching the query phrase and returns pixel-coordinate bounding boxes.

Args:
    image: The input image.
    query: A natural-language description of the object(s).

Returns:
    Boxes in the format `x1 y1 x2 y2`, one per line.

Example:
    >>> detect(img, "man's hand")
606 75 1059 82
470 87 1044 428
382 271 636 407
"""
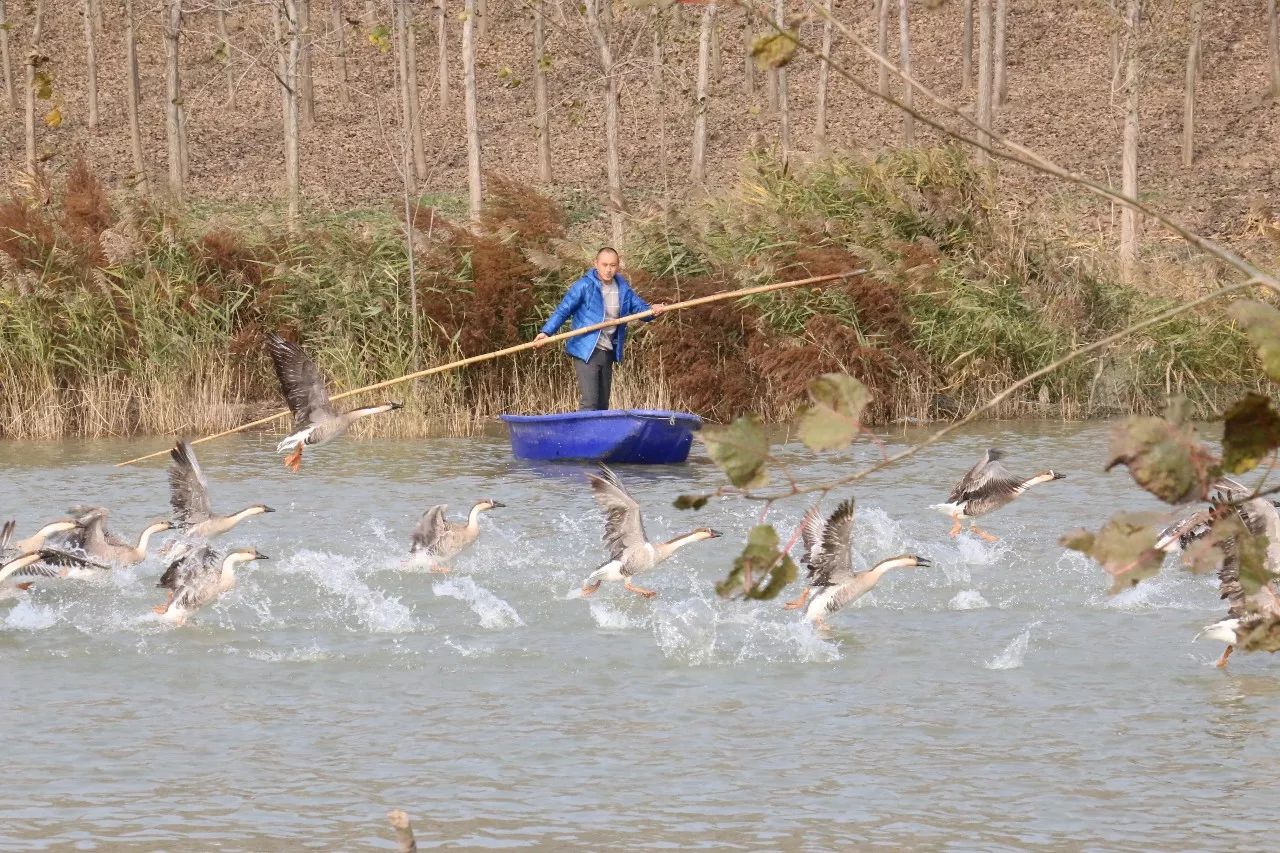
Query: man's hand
533 332 550 347
651 303 668 316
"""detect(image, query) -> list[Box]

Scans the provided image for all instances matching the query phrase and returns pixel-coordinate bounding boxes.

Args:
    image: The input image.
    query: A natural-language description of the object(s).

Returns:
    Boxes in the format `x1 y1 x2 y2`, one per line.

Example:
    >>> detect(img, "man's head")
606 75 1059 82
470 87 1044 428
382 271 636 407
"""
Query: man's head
594 247 620 282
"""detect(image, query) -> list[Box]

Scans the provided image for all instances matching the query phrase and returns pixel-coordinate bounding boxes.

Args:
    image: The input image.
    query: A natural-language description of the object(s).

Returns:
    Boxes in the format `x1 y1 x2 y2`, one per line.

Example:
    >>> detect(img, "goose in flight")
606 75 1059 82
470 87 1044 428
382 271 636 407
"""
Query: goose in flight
0 518 78 559
266 332 403 472
781 499 932 629
580 465 721 599
167 439 274 554
933 448 1064 541
0 519 112 581
63 507 174 566
0 521 74 598
408 499 504 571
1196 494 1280 668
153 544 269 625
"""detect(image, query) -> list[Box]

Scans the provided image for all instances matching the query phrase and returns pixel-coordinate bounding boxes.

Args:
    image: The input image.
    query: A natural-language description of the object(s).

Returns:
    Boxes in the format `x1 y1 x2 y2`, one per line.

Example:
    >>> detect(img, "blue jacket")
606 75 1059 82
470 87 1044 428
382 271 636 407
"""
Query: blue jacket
540 268 652 363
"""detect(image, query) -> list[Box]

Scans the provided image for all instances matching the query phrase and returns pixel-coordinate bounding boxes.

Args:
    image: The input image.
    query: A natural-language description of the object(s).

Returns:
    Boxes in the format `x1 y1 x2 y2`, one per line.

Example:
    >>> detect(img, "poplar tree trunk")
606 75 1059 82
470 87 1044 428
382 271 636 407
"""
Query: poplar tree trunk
776 0 789 166
993 0 1007 105
332 0 350 105
961 0 972 91
462 0 483 224
396 0 426 181
0 0 13 110
1182 0 1201 167
877 0 891 96
976 0 993 167
82 0 98 129
164 0 187 198
710 13 720 80
1269 0 1280 97
653 8 668 192
298 0 314 127
125 0 148 191
692 1 715 182
899 0 913 144
533 0 551 182
284 0 302 230
405 0 424 161
436 0 448 112
1119 0 1141 281
217 1 236 107
1108 0 1121 93
814 0 833 144
585 0 622 246
743 13 754 98
476 0 486 41
25 1 44 177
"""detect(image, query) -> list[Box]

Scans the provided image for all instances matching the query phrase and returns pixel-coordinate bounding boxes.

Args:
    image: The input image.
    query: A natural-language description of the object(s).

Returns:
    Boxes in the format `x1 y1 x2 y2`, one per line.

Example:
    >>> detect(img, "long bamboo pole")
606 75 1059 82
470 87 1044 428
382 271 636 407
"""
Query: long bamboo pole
115 270 864 467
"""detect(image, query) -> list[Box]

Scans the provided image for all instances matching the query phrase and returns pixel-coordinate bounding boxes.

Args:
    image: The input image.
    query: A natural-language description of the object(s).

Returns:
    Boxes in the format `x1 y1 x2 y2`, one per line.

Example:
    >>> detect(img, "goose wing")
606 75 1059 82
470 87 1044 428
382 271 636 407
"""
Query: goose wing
809 499 857 587
158 543 218 592
410 505 449 555
266 333 336 430
947 449 1023 504
799 505 826 566
63 507 109 551
168 439 213 526
589 465 648 561
0 520 14 552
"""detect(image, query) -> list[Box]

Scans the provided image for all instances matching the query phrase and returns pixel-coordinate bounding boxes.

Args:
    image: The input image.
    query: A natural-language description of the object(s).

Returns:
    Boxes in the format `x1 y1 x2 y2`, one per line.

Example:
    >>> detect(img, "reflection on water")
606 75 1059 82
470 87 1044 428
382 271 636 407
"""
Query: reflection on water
2 422 1279 849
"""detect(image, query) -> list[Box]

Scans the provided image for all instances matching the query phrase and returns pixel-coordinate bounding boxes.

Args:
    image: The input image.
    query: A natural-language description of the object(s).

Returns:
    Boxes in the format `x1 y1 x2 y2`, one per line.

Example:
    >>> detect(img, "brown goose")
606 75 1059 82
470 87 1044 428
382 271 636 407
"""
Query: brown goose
1197 495 1280 668
934 448 1064 541
408 499 505 571
266 332 403 472
579 465 721 599
784 502 840 611
153 544 269 626
169 439 274 542
65 507 174 566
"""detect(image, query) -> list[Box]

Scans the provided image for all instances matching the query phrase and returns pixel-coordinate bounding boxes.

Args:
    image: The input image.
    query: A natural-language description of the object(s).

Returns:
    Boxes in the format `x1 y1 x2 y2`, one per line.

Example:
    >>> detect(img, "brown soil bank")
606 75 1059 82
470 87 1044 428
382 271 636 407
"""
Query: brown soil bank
0 152 1259 440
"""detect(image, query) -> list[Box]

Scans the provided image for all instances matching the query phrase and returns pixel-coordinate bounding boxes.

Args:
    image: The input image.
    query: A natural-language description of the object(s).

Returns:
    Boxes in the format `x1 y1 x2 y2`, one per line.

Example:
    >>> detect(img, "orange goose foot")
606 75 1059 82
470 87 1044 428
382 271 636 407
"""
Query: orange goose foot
284 444 304 473
783 589 810 611
1215 645 1234 669
624 580 656 599
580 580 602 598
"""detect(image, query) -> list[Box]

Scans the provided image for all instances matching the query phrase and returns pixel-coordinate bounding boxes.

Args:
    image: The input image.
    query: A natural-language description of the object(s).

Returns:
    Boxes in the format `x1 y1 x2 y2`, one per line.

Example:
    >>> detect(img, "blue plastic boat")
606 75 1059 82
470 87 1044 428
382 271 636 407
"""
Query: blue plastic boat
499 409 703 464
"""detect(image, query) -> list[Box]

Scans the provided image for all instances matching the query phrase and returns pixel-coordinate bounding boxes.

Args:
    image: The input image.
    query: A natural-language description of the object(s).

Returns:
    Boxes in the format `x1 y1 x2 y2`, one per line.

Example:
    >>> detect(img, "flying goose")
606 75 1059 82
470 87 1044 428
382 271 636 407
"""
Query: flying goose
0 518 78 558
1197 495 1280 668
168 439 274 547
64 507 174 566
408 499 505 571
153 544 269 625
266 332 404 472
785 501 931 629
933 448 1065 541
0 519 112 580
0 521 63 599
579 465 721 599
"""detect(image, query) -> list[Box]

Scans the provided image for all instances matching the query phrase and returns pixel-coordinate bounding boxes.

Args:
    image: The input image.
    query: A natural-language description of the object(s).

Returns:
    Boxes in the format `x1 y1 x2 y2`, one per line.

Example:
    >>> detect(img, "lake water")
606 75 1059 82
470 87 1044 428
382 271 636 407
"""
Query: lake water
2 422 1277 850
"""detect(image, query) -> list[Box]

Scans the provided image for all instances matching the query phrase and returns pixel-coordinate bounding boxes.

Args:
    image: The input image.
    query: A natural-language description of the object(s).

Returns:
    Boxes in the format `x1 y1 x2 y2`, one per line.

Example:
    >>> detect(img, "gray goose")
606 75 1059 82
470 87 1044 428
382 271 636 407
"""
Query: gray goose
408 499 505 571
0 519 111 581
266 332 403 472
934 448 1065 541
783 499 931 629
784 501 842 611
579 465 721 599
168 439 274 552
1197 494 1280 668
64 507 174 566
0 521 64 598
153 544 269 625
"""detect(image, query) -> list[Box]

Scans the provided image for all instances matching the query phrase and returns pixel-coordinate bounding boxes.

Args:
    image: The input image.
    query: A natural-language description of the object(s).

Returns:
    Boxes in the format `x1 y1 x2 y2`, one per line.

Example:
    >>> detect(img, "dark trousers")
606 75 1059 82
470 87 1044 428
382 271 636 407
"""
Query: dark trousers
573 348 614 410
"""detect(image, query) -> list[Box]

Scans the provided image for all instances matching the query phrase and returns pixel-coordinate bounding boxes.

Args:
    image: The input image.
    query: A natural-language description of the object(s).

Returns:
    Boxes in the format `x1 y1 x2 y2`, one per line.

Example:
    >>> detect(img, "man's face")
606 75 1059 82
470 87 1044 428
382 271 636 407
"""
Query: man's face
595 251 619 282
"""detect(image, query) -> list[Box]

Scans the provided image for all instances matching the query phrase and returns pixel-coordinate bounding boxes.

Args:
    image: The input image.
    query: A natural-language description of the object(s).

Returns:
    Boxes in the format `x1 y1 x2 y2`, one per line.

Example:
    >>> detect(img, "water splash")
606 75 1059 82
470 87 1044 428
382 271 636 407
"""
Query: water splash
3 598 59 630
286 549 417 633
985 623 1037 670
432 576 524 630
949 589 991 610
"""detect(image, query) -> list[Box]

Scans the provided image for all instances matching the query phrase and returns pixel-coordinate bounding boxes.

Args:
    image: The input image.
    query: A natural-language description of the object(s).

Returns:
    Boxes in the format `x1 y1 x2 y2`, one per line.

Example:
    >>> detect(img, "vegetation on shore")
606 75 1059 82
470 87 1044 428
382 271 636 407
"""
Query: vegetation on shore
0 150 1259 440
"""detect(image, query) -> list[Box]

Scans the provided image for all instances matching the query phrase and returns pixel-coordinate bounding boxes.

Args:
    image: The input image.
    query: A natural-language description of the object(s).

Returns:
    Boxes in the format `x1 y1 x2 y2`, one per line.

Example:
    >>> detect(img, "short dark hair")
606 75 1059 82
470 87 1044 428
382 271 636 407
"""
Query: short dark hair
595 246 619 260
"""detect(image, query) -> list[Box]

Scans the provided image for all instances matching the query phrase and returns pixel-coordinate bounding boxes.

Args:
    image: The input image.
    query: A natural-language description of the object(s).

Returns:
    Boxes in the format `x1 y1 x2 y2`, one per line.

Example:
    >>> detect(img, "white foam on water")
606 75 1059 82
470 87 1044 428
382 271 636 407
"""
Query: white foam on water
3 598 59 630
955 535 1007 565
244 644 338 663
949 589 991 610
443 636 494 657
587 599 648 629
285 549 417 633
432 576 524 630
1099 563 1212 612
985 623 1036 670
651 598 719 665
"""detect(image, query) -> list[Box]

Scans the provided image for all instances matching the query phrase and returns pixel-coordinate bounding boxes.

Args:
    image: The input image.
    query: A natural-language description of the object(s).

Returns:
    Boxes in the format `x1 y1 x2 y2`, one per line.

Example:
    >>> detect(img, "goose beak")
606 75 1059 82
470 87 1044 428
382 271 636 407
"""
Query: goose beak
262 506 277 513
388 401 405 411
915 556 932 568
255 553 271 561
708 529 723 538
490 500 507 509
1052 472 1066 480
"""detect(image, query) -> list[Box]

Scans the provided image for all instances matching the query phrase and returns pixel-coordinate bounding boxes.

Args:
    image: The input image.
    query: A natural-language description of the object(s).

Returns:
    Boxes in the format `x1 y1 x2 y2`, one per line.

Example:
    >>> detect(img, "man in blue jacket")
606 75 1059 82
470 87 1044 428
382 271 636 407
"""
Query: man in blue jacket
533 247 666 410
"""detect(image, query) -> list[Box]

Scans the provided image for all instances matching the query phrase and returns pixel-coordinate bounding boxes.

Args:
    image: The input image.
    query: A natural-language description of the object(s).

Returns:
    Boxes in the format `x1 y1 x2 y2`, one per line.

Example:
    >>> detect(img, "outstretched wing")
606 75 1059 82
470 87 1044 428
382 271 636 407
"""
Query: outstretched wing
169 439 213 526
809 499 856 588
0 520 14 552
410 505 449 555
266 333 336 429
799 505 826 566
589 465 648 561
158 543 218 592
947 448 1024 505
62 507 109 552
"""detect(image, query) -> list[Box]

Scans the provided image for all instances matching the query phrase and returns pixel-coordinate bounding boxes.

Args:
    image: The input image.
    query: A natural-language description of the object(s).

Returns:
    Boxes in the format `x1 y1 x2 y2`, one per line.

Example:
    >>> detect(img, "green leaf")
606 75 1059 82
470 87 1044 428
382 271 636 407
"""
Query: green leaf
1061 511 1167 592
750 29 800 71
1221 393 1280 474
1105 415 1218 504
795 373 870 452
673 494 709 510
715 524 798 601
1229 300 1280 382
701 415 769 489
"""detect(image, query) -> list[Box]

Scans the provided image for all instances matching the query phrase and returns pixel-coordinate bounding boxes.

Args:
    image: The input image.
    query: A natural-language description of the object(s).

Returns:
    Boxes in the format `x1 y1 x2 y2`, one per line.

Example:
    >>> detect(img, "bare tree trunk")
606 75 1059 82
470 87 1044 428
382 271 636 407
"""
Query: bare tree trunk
164 0 187 198
585 0 622 246
298 0 314 127
24 1 43 177
814 0 833 144
83 0 99 129
961 0 972 91
278 0 301 230
476 0 486 41
743 12 754 98
710 13 720 79
1119 0 1141 281
1182 0 1201 167
332 0 350 105
993 0 1007 105
899 0 912 144
776 0 789 166
396 0 426 180
1108 0 1121 94
405 1 424 153
0 0 14 110
976 0 993 168
124 0 148 191
692 1 715 182
436 0 448 112
1270 0 1280 96
462 0 483 223
877 0 891 96
533 0 551 182
217 1 237 107
653 8 668 192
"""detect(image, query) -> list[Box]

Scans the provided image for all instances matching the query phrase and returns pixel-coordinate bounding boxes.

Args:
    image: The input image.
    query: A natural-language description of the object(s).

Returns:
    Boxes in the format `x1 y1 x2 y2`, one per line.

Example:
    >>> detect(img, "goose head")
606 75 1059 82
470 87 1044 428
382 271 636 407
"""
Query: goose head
227 547 270 566
873 554 931 572
476 498 506 512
